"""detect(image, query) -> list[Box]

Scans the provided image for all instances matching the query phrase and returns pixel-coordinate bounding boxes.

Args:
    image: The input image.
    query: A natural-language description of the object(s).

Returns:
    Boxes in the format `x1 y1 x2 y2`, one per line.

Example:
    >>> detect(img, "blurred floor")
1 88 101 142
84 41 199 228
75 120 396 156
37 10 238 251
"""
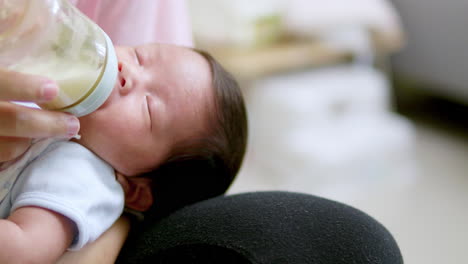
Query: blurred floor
229 95 468 263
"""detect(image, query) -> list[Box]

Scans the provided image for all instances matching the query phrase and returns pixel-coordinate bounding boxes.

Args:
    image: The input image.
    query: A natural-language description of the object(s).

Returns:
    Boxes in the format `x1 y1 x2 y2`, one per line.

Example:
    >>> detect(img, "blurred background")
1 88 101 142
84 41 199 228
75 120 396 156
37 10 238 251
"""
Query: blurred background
189 1 468 263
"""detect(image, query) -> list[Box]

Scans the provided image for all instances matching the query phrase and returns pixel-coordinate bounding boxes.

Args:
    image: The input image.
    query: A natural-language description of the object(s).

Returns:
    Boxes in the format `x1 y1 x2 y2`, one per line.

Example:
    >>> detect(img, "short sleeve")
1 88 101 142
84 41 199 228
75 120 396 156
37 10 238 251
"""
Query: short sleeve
10 141 124 250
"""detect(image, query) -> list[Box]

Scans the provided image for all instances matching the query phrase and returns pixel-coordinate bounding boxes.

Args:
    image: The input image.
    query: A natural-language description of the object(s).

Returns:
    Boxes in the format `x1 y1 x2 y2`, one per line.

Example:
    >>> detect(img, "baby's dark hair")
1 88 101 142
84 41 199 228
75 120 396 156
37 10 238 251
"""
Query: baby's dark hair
140 50 248 220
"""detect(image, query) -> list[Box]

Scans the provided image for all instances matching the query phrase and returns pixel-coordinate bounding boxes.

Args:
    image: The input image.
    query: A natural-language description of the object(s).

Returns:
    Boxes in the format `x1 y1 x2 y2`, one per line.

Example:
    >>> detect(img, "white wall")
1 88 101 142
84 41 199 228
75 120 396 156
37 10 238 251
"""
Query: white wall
391 0 468 101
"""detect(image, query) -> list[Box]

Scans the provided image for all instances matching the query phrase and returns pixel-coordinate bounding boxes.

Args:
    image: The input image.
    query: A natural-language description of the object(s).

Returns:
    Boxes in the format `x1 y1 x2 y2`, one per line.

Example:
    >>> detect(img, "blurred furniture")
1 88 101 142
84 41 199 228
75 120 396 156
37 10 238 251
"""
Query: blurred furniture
192 0 416 201
192 0 405 81
205 33 402 81
205 39 352 81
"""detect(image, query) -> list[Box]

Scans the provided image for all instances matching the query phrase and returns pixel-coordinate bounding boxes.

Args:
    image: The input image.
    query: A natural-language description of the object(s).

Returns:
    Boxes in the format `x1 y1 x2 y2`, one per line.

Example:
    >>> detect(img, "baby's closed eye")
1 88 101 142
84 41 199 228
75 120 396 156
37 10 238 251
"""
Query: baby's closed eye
145 93 153 131
135 49 143 66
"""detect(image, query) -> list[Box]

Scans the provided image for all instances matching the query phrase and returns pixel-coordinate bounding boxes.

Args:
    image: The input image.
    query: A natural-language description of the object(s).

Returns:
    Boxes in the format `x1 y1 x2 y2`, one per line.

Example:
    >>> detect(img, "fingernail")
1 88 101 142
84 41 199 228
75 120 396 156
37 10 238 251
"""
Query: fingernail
41 81 58 101
66 116 80 137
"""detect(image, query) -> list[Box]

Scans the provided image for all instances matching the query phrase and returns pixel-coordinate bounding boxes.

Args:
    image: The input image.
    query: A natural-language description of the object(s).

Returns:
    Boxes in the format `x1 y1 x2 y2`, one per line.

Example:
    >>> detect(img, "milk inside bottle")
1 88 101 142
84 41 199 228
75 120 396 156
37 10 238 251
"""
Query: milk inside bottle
0 0 117 117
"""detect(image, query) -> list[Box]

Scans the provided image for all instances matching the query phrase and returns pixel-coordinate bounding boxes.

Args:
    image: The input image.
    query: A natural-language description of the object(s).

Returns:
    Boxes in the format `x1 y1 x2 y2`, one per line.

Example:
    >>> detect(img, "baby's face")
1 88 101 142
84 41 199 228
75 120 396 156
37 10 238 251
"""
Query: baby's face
77 44 214 176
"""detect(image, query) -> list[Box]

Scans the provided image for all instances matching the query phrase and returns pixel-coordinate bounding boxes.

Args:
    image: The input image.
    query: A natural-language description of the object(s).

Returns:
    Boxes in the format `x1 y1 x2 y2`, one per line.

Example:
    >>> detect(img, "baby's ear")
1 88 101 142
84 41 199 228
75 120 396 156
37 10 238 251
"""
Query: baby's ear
119 175 153 212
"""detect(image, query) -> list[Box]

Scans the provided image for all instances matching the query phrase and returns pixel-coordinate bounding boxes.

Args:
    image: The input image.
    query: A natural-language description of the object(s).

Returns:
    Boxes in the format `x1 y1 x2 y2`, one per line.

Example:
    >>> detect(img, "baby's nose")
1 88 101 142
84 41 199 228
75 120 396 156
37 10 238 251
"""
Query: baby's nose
118 62 134 95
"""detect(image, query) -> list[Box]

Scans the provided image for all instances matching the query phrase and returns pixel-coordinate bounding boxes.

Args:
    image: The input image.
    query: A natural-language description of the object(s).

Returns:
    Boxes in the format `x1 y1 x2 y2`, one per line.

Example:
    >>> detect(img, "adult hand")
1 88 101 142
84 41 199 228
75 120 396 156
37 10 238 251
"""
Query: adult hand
0 68 80 162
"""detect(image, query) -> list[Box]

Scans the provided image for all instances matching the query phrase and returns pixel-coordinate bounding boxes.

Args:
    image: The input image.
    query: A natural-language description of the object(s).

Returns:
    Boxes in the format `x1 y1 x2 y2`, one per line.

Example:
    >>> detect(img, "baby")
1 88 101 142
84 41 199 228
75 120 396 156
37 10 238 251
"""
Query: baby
0 43 248 264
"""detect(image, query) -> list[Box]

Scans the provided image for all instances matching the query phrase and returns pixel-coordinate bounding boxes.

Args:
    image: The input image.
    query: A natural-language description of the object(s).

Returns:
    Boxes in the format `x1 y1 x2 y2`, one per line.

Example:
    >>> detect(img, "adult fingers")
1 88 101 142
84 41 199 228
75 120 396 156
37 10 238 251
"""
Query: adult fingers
0 68 58 102
0 137 32 162
0 102 80 138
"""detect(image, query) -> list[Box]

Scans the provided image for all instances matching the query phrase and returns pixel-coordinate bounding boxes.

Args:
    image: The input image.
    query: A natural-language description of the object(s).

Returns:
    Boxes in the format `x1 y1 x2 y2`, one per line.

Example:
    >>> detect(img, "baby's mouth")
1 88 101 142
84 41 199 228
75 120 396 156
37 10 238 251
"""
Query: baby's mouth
98 88 114 110
97 68 122 110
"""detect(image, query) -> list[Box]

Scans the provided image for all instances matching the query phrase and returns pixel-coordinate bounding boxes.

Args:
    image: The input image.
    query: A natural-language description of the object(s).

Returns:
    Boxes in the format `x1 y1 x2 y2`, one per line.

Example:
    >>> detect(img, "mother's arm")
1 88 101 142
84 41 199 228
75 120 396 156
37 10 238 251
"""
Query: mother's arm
56 216 130 264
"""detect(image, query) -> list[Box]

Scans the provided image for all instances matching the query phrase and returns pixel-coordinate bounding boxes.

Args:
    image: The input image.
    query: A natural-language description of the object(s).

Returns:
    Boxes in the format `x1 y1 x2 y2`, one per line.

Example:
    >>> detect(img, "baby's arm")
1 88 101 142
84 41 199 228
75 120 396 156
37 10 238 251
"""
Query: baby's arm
0 206 74 264
57 215 130 264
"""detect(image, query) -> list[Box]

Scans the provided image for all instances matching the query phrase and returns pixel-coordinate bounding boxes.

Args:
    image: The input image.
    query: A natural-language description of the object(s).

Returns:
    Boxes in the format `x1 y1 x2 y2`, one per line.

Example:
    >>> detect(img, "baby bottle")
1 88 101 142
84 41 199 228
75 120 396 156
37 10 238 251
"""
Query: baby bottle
0 0 117 117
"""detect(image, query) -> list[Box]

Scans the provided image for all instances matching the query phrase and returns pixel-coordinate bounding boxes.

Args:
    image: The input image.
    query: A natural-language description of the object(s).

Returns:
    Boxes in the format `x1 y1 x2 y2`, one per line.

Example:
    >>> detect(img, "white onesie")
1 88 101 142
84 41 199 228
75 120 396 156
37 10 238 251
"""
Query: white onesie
0 139 124 250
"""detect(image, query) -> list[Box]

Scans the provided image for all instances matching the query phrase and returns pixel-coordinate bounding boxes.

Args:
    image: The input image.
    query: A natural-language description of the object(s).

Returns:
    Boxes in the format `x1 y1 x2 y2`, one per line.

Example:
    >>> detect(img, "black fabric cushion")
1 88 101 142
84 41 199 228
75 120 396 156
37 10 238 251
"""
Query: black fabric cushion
117 191 403 264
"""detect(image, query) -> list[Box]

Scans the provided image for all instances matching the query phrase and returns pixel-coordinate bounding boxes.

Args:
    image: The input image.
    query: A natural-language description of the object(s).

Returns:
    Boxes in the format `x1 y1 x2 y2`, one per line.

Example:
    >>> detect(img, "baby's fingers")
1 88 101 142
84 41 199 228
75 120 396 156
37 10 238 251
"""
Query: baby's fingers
0 102 80 138
0 68 58 102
